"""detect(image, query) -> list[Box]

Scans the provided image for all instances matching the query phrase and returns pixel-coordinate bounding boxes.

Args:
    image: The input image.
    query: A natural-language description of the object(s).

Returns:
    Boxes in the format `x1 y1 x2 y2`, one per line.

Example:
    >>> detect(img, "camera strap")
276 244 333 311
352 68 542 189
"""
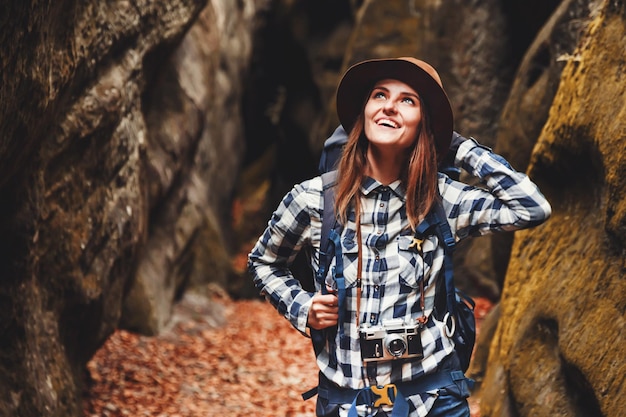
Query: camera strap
356 208 363 328
406 233 428 323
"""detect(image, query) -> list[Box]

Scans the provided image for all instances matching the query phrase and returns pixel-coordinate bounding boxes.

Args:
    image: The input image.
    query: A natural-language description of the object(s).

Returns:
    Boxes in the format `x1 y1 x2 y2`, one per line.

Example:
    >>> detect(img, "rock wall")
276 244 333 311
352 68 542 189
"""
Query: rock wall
480 1 626 415
469 0 600 383
0 0 254 415
120 1 255 335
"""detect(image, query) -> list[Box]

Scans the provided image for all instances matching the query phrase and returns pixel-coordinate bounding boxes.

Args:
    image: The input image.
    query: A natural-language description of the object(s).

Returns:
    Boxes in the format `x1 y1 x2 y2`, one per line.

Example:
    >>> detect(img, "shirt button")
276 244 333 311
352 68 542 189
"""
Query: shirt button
380 203 385 208
376 230 382 235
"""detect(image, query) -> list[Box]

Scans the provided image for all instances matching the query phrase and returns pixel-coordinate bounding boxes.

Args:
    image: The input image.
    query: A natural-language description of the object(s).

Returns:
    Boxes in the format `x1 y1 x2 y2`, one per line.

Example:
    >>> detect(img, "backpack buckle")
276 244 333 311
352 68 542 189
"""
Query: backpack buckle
370 383 397 407
443 312 456 337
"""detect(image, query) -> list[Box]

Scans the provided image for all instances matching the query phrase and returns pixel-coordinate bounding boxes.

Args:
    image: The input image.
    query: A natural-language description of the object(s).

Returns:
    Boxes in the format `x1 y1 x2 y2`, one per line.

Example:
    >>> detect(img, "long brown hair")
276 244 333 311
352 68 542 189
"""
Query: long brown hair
334 97 439 231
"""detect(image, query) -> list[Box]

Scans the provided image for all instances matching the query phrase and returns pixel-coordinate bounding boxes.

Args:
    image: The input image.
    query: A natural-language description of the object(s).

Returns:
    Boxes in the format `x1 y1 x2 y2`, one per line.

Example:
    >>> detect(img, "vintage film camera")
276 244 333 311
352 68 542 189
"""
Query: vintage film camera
359 318 424 362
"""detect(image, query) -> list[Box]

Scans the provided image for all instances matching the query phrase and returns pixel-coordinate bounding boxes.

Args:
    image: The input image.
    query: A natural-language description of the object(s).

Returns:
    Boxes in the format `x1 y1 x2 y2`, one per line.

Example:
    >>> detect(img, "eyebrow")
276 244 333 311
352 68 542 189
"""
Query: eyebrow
371 85 420 100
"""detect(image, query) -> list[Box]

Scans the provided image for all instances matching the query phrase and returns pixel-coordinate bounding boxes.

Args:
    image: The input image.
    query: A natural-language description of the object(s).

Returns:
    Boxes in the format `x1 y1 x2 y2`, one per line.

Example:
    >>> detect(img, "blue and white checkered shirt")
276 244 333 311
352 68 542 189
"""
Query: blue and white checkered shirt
248 138 551 416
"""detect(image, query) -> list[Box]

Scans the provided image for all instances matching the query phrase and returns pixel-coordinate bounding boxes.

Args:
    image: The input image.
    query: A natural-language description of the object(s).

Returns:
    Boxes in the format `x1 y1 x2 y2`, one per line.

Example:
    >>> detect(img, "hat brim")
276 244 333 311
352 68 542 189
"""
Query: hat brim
336 58 453 160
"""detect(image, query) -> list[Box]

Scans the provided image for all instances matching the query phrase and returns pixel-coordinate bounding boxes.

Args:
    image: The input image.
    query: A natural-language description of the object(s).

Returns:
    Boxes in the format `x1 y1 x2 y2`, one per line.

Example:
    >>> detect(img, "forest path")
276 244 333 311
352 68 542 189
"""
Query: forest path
83 288 484 416
83 288 318 416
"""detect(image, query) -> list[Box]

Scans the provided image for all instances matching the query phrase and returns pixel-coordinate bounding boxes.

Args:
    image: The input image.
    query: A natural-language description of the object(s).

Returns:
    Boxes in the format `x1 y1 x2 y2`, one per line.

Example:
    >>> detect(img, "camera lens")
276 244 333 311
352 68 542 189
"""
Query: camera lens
385 335 406 357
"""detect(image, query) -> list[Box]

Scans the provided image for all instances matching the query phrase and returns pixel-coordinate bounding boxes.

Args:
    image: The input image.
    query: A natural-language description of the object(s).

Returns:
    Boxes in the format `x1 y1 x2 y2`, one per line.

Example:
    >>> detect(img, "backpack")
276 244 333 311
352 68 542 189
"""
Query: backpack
309 125 476 373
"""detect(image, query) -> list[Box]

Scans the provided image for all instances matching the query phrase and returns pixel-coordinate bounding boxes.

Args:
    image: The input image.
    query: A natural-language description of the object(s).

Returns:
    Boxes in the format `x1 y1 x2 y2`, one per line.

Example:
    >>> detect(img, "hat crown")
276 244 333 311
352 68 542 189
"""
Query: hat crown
396 57 443 88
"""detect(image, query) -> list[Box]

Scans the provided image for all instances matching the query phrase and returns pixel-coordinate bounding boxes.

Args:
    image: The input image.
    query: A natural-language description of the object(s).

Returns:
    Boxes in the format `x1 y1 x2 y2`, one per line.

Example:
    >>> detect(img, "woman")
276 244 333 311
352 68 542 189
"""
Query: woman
248 57 551 417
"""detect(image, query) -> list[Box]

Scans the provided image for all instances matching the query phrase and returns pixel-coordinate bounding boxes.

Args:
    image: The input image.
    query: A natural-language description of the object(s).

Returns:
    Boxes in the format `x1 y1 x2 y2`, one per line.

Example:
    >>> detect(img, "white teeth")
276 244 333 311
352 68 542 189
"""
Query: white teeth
378 119 398 128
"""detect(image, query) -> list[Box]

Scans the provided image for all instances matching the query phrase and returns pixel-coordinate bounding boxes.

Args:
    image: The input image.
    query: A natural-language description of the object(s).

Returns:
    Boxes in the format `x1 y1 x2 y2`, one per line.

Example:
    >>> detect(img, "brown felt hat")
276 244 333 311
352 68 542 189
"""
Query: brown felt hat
336 57 453 160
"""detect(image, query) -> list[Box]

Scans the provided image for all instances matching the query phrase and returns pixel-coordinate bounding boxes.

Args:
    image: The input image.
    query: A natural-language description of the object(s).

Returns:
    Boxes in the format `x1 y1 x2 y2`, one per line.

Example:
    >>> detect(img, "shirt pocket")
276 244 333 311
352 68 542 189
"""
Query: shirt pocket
324 237 361 291
397 234 436 289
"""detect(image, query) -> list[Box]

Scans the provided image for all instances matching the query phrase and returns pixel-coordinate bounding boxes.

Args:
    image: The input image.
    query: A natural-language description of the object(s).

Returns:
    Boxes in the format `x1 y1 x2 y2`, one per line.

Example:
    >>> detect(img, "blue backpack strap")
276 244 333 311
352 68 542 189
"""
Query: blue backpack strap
431 202 477 374
413 201 455 316
431 201 457 317
309 170 340 360
318 171 349 339
328 229 348 340
316 170 340 293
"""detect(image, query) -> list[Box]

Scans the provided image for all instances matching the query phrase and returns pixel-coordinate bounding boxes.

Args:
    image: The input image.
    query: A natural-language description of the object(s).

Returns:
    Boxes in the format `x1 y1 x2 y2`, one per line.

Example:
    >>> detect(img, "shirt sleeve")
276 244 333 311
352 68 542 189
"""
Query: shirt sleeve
247 179 320 335
442 137 552 240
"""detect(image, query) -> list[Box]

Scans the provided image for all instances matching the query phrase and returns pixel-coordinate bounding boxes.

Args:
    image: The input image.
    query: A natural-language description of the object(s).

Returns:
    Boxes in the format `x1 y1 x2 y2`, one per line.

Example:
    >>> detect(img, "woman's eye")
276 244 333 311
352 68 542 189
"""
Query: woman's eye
402 97 415 105
373 91 386 99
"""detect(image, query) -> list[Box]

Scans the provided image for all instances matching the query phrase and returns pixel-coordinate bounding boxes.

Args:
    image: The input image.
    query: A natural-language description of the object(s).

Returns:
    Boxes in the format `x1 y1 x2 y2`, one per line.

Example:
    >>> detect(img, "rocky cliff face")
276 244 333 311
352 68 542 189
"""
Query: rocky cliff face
480 2 626 416
120 1 255 335
0 0 253 415
0 0 624 416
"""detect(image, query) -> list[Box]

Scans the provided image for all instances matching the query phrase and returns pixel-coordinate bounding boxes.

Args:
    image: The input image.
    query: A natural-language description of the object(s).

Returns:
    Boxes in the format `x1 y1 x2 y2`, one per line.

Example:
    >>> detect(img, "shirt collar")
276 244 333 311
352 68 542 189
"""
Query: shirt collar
361 176 406 200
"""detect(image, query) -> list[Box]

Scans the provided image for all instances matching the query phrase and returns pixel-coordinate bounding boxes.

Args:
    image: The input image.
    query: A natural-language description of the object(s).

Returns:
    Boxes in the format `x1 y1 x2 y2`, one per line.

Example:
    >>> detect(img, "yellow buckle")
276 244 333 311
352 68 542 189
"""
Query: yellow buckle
371 384 397 407
408 237 424 253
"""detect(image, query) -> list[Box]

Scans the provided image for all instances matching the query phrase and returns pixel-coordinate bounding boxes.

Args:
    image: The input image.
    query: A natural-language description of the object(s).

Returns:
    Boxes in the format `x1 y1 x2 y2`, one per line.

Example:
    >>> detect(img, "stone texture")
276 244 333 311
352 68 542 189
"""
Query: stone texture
488 0 601 286
120 0 255 335
468 0 600 384
480 2 626 416
0 0 255 415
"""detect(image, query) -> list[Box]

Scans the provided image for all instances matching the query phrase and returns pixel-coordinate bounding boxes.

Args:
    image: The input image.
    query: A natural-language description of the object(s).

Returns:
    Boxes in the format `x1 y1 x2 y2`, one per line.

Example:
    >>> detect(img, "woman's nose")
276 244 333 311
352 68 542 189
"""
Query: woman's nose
383 99 397 113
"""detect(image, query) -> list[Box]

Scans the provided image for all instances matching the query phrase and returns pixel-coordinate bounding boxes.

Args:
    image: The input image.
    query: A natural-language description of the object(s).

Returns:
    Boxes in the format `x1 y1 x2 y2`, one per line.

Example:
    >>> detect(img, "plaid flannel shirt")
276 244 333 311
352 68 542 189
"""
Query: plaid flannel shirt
247 138 551 416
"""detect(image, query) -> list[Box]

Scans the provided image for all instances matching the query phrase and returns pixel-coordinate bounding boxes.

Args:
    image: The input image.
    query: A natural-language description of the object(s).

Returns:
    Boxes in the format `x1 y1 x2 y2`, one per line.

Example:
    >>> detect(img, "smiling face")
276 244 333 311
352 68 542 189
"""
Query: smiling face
363 78 422 153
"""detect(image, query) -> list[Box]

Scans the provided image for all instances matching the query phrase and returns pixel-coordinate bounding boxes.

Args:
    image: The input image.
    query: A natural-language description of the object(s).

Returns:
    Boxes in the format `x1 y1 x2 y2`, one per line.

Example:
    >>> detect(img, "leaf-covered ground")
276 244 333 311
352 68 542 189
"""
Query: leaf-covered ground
83 288 488 416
